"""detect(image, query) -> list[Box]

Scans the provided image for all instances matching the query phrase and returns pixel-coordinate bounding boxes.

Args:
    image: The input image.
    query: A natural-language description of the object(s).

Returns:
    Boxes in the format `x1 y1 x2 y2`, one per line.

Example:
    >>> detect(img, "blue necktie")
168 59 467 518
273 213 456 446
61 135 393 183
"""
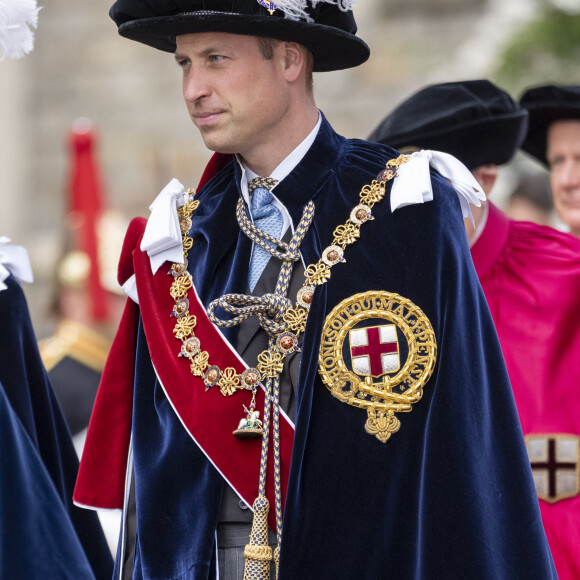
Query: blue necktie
248 177 282 292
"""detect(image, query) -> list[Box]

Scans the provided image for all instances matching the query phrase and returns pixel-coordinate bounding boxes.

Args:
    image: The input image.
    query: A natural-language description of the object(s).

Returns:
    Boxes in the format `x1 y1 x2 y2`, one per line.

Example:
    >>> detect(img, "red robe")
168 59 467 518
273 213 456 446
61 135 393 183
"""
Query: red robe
471 203 580 580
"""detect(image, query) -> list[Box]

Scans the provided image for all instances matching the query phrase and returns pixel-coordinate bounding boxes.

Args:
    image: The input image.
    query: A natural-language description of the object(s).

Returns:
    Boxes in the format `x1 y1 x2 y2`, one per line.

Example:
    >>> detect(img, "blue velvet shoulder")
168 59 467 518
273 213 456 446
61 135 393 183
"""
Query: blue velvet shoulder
277 139 557 579
0 277 113 579
0 378 96 579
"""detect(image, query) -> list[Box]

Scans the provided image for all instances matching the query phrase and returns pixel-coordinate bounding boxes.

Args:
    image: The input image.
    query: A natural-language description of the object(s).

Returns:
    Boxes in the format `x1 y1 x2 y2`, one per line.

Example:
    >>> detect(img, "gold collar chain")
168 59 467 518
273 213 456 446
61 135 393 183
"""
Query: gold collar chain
167 155 410 411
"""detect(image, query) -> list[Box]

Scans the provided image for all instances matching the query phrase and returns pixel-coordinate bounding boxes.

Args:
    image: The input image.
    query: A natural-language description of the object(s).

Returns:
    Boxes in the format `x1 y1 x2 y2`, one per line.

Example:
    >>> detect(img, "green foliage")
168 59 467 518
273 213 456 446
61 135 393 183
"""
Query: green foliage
494 8 580 93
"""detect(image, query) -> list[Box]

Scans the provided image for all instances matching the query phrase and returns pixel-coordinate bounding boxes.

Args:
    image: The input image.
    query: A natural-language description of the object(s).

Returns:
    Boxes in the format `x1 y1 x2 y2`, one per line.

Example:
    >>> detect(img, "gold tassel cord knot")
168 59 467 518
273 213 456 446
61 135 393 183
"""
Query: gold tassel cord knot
244 545 273 562
243 495 273 580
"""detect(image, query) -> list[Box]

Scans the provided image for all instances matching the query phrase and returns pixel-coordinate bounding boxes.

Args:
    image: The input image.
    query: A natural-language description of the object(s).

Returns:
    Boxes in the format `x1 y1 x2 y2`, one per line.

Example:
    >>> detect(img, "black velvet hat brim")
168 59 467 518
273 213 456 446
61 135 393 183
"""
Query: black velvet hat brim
521 106 580 166
369 111 529 170
117 13 370 72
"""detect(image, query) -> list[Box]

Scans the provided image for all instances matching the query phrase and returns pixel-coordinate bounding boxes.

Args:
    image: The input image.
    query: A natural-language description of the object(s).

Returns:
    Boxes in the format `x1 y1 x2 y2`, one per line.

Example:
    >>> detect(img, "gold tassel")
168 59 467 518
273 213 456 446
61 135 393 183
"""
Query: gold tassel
243 495 272 580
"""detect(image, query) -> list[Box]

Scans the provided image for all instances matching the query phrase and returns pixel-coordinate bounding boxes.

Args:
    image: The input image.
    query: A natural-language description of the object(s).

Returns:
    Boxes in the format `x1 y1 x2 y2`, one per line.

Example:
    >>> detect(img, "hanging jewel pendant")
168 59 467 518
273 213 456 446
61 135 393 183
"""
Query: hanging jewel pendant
233 387 264 439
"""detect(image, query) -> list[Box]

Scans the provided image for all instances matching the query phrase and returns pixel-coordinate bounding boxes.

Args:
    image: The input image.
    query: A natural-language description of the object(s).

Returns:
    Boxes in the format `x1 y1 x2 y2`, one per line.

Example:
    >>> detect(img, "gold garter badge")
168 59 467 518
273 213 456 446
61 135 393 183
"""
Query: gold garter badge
318 291 437 443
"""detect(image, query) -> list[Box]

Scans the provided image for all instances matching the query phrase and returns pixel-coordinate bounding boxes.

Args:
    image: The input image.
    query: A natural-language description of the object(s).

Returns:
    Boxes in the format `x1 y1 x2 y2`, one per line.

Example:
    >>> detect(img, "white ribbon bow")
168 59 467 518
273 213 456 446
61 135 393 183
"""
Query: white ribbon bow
140 178 190 275
0 236 34 291
390 150 486 225
124 179 189 303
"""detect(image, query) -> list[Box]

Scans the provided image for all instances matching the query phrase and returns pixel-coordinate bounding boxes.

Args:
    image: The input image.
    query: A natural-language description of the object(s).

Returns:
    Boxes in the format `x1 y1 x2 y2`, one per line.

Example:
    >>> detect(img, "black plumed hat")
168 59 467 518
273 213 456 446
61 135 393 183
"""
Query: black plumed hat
368 80 529 170
520 85 580 166
109 0 369 72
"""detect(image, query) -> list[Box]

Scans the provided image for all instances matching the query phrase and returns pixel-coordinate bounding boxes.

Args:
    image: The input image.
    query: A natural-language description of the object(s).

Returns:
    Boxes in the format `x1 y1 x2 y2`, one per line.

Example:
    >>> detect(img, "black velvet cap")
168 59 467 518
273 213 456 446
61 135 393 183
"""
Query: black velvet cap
520 85 580 166
109 0 369 72
368 80 529 169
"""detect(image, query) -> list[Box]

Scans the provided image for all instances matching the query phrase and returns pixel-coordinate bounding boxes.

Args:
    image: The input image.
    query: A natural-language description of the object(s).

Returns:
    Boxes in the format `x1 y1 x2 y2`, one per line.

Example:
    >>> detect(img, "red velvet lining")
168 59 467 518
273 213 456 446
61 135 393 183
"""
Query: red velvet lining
74 297 139 509
76 199 294 530
117 217 147 286
135 246 294 531
198 152 234 191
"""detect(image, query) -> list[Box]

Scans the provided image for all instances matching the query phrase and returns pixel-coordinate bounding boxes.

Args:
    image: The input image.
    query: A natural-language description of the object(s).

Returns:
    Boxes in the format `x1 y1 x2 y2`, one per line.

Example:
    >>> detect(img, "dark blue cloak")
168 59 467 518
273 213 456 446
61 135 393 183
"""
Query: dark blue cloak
0 276 113 579
124 116 556 579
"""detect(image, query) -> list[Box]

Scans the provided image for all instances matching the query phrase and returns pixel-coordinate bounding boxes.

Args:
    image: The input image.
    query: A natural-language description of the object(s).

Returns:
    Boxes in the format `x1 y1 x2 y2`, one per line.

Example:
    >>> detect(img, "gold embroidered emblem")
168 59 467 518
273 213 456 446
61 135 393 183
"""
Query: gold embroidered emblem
319 291 437 443
526 434 580 503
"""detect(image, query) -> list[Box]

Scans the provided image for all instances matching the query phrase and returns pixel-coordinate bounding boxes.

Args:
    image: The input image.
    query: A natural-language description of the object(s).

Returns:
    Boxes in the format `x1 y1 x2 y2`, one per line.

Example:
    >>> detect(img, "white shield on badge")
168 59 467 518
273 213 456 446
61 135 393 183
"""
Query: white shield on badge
349 324 400 378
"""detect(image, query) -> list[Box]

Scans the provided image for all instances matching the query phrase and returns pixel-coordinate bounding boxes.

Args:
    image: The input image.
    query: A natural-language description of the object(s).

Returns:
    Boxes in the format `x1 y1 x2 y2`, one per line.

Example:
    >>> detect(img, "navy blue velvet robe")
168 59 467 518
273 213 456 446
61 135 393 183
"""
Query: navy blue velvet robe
0 276 113 579
125 117 556 579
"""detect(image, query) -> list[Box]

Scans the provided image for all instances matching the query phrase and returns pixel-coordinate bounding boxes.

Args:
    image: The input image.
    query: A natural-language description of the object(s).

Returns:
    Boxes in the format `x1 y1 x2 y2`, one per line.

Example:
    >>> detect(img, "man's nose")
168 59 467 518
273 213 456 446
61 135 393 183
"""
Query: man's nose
183 69 210 102
559 160 580 189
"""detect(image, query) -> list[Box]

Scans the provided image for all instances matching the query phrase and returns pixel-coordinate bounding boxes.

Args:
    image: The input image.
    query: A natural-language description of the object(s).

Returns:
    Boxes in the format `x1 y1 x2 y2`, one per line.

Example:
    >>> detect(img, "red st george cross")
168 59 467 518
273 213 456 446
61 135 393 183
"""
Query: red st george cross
350 325 399 376
531 438 577 500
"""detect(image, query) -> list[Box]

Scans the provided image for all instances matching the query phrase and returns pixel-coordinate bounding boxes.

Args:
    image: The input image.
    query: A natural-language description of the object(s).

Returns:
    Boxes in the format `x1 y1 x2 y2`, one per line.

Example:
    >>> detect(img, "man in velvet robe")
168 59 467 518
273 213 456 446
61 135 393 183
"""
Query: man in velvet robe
370 79 580 580
76 4 556 579
0 258 113 579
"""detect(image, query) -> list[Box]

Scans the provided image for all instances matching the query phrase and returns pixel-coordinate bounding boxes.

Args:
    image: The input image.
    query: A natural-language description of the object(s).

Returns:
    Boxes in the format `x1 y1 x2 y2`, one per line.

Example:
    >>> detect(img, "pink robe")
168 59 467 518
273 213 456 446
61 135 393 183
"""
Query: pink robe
472 203 580 579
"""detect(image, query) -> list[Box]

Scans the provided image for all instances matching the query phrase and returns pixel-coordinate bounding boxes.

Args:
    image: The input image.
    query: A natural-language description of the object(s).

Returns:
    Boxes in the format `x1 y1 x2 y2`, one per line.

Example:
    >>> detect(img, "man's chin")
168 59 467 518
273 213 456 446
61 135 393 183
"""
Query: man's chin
202 138 237 155
557 204 580 230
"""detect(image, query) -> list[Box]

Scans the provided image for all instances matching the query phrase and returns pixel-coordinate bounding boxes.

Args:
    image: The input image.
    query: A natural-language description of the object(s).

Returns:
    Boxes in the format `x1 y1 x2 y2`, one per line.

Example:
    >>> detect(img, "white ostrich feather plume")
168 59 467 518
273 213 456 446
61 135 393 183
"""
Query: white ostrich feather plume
275 0 359 22
0 0 40 60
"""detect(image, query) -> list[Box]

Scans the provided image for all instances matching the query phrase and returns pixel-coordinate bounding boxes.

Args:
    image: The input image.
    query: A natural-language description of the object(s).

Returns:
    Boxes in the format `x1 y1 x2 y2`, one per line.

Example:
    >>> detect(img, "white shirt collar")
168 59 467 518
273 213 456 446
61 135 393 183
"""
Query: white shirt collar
237 112 322 235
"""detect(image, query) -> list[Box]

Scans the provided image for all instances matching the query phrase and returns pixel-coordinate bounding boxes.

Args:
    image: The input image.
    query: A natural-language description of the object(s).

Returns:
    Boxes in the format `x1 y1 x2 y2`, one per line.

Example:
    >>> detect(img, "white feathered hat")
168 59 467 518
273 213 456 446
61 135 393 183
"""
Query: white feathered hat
0 0 40 60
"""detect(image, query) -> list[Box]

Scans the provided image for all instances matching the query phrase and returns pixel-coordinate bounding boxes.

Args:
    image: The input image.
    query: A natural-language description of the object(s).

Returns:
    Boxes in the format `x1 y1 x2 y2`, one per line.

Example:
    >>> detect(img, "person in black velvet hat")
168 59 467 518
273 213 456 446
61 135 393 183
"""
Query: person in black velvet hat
368 79 529 244
520 85 580 238
370 79 580 580
368 79 528 172
76 6 558 580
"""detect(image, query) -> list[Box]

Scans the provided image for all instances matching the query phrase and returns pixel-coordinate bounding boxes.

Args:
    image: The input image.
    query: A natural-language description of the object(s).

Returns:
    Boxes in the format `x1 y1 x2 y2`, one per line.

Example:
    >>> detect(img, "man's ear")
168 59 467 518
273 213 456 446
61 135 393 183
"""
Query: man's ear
471 164 499 196
282 42 306 83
